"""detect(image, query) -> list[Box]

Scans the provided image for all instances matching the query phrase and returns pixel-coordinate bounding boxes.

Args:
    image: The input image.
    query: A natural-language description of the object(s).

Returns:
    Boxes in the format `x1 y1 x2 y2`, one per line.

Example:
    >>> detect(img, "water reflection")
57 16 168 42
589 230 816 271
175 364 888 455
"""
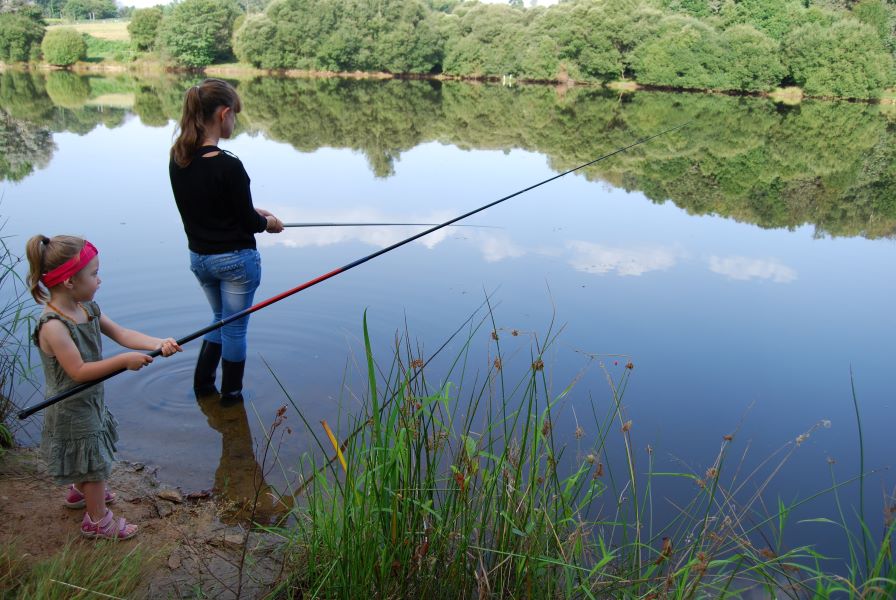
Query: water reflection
708 255 797 283
2 70 894 240
196 393 293 525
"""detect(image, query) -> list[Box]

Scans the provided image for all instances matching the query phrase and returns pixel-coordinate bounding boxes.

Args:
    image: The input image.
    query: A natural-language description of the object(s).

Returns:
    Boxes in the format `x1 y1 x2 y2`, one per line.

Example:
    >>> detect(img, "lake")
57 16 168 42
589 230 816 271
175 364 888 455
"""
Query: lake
2 71 894 561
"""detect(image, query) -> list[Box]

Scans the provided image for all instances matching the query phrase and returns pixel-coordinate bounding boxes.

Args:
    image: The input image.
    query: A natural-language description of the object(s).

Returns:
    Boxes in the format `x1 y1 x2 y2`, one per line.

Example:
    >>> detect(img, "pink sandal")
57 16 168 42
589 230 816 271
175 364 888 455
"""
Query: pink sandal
81 509 138 540
64 484 116 509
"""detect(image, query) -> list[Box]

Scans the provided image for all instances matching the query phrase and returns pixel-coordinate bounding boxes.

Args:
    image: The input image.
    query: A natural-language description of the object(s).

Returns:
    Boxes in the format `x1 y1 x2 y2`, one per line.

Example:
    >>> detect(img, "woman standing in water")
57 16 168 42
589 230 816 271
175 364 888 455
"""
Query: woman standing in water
170 78 284 403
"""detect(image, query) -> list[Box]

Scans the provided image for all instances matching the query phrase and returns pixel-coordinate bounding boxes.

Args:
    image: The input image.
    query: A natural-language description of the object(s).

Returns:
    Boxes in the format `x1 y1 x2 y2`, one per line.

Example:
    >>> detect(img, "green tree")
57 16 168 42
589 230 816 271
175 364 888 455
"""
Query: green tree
785 19 893 97
720 0 806 39
233 14 280 68
720 24 785 91
0 9 44 62
852 0 895 54
128 7 162 52
41 27 86 66
235 0 442 73
62 0 117 20
629 15 729 89
158 0 240 67
531 0 661 82
442 3 530 76
342 0 443 73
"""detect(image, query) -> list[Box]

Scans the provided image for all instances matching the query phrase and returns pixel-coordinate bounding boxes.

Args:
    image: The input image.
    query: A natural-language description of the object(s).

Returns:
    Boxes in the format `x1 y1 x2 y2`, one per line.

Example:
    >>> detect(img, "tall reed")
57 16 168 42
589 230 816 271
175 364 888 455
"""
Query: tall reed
0 228 37 452
258 304 893 599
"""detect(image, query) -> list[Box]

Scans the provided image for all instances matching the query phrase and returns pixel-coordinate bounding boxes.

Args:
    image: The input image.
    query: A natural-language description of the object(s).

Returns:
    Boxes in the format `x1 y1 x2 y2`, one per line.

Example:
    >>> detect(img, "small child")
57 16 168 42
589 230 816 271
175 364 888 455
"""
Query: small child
25 235 182 540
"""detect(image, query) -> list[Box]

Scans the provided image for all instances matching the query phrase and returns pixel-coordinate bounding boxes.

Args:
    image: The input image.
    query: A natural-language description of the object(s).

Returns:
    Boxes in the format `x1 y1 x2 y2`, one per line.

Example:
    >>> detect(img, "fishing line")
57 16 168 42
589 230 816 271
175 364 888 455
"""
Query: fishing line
19 121 689 420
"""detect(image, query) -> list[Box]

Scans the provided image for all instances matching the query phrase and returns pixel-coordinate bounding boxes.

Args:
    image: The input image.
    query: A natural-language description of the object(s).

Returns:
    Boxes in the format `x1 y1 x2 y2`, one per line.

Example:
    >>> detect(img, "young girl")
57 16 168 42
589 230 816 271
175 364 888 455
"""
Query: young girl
26 235 182 540
169 78 283 404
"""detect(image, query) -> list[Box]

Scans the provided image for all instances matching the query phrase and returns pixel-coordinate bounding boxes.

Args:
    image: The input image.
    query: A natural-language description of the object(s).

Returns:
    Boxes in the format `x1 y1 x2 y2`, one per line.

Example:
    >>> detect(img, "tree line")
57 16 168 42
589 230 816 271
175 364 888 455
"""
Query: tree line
2 70 894 238
1 0 894 98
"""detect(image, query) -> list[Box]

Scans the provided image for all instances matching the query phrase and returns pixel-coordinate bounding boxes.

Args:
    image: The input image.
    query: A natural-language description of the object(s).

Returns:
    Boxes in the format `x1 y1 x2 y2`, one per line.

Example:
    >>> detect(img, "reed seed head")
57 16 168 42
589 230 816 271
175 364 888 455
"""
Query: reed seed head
491 330 498 341
411 358 424 369
493 357 502 370
574 426 584 439
511 329 519 336
621 420 632 432
532 359 544 371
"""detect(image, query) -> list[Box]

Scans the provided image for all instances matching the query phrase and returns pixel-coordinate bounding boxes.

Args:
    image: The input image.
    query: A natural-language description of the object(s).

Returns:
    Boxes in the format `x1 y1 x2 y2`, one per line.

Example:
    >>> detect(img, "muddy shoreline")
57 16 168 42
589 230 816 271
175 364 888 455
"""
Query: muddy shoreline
0 446 286 598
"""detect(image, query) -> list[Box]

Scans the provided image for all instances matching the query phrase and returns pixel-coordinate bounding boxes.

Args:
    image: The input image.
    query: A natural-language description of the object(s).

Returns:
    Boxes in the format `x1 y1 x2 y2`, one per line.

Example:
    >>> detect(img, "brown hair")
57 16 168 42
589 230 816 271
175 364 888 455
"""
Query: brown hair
170 78 242 168
25 234 86 304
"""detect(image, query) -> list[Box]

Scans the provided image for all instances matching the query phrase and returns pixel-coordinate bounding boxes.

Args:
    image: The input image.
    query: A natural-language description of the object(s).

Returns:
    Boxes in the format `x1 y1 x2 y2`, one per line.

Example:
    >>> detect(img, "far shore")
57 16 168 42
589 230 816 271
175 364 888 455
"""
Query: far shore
2 59 895 105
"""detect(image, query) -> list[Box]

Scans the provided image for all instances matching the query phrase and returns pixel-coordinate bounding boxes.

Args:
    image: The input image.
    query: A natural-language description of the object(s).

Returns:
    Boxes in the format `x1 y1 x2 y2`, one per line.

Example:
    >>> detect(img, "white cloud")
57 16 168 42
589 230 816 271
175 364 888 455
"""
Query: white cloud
257 208 455 250
708 256 797 283
566 241 681 277
476 232 525 262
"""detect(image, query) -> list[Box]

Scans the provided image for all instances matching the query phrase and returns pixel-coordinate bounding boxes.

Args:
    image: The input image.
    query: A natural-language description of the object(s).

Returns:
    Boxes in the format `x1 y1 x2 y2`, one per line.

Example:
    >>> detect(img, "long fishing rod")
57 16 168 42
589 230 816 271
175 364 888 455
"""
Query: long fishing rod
283 222 497 228
18 122 688 420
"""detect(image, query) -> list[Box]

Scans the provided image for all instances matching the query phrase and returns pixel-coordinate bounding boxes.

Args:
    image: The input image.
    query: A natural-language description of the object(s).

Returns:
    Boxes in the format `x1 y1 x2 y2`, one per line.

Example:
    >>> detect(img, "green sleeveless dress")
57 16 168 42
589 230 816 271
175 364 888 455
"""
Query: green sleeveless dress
34 301 119 485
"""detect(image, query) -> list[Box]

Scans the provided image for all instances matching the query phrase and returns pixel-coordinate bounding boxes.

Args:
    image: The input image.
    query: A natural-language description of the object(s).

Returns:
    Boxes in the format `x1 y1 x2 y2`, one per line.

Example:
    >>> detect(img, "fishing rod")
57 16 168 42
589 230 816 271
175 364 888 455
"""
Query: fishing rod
18 122 689 420
283 222 497 228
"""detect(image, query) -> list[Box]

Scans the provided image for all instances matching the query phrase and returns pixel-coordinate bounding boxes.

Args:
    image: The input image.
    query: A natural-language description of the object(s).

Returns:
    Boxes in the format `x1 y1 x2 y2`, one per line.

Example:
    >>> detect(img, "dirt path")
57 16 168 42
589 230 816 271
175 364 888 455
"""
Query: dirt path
0 447 286 599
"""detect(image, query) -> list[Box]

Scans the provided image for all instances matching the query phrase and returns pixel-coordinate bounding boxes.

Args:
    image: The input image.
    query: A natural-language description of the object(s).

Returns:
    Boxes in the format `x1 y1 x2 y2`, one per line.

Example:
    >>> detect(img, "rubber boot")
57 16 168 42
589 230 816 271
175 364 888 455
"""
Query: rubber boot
220 359 246 406
193 340 222 397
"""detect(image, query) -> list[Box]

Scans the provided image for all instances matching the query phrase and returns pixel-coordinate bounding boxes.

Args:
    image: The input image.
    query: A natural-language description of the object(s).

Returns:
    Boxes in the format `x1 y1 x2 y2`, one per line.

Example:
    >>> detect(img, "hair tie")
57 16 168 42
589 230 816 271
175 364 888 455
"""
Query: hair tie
41 241 98 288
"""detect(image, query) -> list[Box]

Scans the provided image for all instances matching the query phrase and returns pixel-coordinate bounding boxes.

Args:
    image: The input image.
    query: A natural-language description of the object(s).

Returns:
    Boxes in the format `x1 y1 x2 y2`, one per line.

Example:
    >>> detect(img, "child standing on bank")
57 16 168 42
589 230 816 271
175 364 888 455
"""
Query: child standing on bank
26 235 182 540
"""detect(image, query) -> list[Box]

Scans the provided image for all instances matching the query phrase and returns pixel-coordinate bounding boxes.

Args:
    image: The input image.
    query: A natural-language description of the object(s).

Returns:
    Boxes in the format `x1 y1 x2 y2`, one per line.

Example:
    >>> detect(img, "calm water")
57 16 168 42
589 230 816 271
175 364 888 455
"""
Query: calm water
2 72 894 559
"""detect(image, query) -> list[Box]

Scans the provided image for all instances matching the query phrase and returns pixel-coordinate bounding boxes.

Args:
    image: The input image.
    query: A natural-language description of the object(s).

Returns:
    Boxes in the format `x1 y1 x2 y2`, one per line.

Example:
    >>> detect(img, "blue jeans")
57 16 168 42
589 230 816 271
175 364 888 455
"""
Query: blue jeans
189 249 261 362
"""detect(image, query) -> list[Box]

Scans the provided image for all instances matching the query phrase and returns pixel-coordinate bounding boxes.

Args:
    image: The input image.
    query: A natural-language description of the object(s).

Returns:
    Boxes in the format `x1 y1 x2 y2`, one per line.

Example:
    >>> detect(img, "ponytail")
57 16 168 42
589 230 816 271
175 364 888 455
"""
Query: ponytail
25 235 85 304
170 78 242 168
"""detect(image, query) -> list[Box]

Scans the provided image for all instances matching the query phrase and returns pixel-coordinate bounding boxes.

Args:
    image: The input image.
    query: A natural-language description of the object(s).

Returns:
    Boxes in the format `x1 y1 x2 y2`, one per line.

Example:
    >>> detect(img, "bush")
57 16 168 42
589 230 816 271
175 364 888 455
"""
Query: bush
158 0 240 67
41 28 86 66
0 11 45 63
236 0 443 74
127 7 162 52
233 14 282 69
720 24 785 92
629 15 729 90
785 19 893 98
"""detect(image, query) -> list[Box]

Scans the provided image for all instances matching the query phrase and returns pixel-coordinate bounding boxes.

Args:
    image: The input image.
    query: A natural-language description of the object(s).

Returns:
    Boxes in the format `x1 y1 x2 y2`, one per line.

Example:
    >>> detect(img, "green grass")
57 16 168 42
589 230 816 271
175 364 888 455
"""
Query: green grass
245 303 895 598
46 19 130 42
0 540 150 599
82 34 135 64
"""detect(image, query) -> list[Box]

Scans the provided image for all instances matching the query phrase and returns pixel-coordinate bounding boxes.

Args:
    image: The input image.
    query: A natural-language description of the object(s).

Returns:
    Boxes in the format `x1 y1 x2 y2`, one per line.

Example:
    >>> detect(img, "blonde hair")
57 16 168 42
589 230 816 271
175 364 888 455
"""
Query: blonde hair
25 234 86 304
170 78 242 168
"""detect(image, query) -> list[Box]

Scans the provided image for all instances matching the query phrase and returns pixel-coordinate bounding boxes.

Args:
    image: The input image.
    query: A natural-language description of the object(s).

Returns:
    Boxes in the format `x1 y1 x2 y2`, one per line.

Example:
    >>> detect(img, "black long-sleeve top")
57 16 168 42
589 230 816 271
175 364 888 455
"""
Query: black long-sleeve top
169 147 267 255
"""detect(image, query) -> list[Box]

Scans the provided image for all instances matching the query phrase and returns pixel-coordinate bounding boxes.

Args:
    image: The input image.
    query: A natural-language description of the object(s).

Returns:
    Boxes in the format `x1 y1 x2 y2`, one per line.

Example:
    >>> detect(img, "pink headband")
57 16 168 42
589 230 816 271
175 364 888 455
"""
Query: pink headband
41 241 98 288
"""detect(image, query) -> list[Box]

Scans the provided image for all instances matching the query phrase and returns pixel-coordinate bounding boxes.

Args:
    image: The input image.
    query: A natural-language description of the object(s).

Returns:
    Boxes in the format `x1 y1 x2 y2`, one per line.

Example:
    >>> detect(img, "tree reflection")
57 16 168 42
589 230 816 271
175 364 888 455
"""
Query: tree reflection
0 108 54 182
4 71 894 239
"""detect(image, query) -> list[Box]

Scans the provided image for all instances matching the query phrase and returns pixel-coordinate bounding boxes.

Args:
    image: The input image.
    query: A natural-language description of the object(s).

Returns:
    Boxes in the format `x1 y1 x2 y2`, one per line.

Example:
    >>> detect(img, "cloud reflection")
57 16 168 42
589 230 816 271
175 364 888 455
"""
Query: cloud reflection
708 255 797 283
566 241 681 276
257 208 455 249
